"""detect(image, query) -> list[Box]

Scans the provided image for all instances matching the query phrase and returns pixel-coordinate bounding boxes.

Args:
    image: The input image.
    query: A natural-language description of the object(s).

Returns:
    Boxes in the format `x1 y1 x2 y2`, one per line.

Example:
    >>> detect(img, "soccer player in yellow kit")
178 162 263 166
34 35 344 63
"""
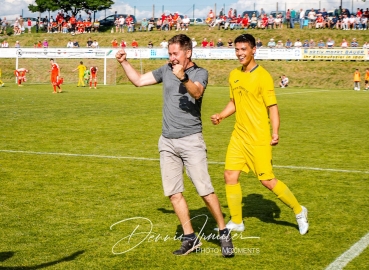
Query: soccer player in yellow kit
0 68 4 87
73 61 86 87
211 34 309 235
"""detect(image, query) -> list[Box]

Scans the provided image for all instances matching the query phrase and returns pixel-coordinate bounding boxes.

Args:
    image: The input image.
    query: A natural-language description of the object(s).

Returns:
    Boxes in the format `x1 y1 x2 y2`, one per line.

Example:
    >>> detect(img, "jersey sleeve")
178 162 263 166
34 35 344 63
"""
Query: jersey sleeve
260 71 277 107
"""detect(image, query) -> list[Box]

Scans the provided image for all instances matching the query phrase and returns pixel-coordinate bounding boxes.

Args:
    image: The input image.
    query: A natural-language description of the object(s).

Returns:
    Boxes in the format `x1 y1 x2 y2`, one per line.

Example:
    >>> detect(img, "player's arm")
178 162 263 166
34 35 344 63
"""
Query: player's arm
210 99 236 125
268 104 280 146
115 49 156 86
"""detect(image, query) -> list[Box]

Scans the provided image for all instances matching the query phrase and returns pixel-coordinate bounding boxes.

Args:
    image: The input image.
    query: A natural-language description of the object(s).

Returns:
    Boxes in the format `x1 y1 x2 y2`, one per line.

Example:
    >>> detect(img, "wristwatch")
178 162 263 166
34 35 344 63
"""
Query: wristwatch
180 73 189 83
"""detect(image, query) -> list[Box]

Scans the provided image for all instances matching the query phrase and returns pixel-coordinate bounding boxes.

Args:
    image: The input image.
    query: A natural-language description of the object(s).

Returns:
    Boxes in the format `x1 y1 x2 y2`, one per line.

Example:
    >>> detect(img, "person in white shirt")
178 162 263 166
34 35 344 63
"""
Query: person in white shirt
294 38 302 48
91 40 99 48
191 37 197 48
182 15 190 30
66 40 74 48
160 38 168 48
299 9 305 29
1 40 9 48
118 16 125 33
342 15 349 30
279 75 289 88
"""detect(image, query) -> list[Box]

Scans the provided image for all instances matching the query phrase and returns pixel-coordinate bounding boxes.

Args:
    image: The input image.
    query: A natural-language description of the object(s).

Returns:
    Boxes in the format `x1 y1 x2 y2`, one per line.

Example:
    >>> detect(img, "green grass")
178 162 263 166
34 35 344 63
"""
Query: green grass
0 83 369 269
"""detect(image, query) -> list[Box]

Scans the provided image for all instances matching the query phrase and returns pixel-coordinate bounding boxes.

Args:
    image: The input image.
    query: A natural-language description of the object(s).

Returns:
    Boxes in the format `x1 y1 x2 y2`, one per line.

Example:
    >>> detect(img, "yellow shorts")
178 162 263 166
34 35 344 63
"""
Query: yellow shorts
225 134 275 180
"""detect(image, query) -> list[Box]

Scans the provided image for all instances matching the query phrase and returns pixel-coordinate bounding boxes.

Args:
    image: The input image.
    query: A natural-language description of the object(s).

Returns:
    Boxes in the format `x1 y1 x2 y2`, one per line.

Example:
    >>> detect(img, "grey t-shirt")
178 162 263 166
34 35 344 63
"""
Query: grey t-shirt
152 63 208 139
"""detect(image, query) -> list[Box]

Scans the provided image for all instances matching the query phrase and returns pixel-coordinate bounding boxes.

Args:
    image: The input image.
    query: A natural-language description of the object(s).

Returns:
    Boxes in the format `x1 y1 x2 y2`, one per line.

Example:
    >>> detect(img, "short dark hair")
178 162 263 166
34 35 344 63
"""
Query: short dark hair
234 34 256 48
168 34 192 51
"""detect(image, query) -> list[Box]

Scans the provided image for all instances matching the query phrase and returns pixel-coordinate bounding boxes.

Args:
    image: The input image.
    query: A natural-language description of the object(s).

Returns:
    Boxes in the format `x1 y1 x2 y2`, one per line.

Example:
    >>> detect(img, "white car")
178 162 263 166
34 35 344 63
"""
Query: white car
190 18 205 25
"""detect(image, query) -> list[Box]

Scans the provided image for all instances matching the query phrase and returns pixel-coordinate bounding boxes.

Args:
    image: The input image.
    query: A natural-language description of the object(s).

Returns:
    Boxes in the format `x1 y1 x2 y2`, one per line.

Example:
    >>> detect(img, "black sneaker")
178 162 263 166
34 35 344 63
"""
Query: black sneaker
173 238 202 256
220 231 235 258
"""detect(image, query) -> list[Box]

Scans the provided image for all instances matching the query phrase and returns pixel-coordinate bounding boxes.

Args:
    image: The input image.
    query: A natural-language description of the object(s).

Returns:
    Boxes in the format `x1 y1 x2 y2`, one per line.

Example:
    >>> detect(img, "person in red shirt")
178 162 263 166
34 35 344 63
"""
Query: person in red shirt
201 38 209 47
262 14 269 29
70 15 76 32
120 39 127 48
131 39 138 48
85 20 92 33
125 15 134 32
209 39 214 48
14 68 29 86
89 66 98 89
111 38 118 48
50 58 62 93
241 15 249 29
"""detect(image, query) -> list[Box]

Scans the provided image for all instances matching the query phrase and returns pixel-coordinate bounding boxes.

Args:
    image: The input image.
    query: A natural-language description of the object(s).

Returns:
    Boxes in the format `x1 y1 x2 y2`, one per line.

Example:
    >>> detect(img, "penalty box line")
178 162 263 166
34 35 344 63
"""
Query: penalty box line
0 149 369 174
325 231 369 270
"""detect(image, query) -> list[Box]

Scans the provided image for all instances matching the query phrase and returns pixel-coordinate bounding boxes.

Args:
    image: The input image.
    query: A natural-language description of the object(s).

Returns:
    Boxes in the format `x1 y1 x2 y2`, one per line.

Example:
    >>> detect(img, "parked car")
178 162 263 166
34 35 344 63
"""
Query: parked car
190 18 205 25
241 10 260 19
99 14 137 27
270 11 286 22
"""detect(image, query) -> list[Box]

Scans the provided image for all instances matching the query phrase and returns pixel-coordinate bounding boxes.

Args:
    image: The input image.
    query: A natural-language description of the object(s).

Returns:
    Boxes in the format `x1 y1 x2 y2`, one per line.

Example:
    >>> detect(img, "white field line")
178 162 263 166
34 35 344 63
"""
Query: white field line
1 149 368 174
325 231 369 270
276 90 330 95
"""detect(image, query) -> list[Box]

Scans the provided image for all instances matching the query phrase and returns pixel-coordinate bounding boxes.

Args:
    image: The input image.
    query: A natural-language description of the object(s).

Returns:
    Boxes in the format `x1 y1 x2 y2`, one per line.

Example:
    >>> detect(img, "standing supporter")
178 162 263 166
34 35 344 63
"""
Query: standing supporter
299 8 305 29
85 19 92 33
27 18 32 34
50 58 62 93
290 9 296 28
118 16 125 33
286 9 291 28
14 68 29 87
18 16 24 33
70 15 76 32
89 66 98 89
114 17 119 33
354 69 361 91
126 15 134 32
73 61 86 87
210 33 309 236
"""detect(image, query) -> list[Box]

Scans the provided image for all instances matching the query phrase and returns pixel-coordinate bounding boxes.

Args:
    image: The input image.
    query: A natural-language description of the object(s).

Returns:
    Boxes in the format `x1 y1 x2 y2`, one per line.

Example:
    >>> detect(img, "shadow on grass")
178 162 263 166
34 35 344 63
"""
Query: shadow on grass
0 250 85 269
242 193 298 230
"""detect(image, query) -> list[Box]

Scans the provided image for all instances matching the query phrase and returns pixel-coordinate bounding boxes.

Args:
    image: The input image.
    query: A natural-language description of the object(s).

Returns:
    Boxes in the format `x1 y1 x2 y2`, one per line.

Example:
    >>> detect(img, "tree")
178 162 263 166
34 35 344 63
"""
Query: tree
28 0 114 17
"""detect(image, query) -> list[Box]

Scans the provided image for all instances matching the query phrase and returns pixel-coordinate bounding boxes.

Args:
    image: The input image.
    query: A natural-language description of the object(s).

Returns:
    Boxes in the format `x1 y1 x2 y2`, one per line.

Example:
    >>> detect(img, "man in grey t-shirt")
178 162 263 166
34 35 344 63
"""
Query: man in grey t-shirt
115 34 234 257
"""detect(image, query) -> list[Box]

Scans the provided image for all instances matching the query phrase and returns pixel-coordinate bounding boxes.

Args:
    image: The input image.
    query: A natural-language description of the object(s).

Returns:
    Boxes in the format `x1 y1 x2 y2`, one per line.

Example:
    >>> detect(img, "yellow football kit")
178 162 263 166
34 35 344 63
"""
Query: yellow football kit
225 65 277 180
77 64 86 86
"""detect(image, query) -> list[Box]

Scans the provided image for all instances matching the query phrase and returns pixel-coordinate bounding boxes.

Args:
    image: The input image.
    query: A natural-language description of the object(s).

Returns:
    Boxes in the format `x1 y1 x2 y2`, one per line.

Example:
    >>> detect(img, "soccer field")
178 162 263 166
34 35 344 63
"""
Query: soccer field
0 83 368 269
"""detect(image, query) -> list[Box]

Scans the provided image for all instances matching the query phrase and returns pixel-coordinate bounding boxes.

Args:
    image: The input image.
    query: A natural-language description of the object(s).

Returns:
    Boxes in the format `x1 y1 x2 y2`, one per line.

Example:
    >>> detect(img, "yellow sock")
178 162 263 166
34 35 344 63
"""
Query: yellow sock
225 183 243 224
272 180 302 215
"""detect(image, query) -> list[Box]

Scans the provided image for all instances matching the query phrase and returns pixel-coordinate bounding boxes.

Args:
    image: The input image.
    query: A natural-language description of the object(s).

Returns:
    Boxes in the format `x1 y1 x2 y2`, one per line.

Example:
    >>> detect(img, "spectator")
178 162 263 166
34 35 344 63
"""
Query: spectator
1 17 8 34
276 40 284 48
286 9 291 28
315 14 324 28
114 17 119 33
250 13 257 28
279 75 289 88
308 8 316 28
256 38 263 48
268 14 275 29
294 38 302 48
355 15 362 30
191 37 197 48
73 40 80 48
67 40 74 48
317 40 325 48
302 40 309 48
27 18 32 34
91 39 99 48
147 40 154 48
148 17 155 31
160 38 168 48
156 18 162 30
351 38 359 47
15 40 21 48
363 41 369 49
201 38 209 47
348 15 355 30
126 15 134 32
161 17 169 31
111 38 118 48
19 16 24 33
309 39 315 48
131 39 138 48
341 38 348 48
227 38 233 47
86 37 93 47
267 38 276 48
329 16 338 29
362 16 368 30
93 19 100 32
118 15 125 33
120 39 127 48
209 39 214 48
216 38 224 47
36 40 42 48
342 15 349 30
43 39 48 48
1 40 9 48
285 39 292 48
182 15 190 30
141 18 148 31
261 14 268 29
299 8 305 29
326 38 335 47
274 15 282 29
290 9 296 28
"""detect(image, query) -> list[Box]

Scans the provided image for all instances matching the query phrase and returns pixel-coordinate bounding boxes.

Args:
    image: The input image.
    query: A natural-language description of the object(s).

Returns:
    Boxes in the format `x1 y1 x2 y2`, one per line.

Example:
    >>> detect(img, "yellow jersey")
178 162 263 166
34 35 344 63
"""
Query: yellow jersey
354 71 361 82
229 65 277 146
77 64 86 76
